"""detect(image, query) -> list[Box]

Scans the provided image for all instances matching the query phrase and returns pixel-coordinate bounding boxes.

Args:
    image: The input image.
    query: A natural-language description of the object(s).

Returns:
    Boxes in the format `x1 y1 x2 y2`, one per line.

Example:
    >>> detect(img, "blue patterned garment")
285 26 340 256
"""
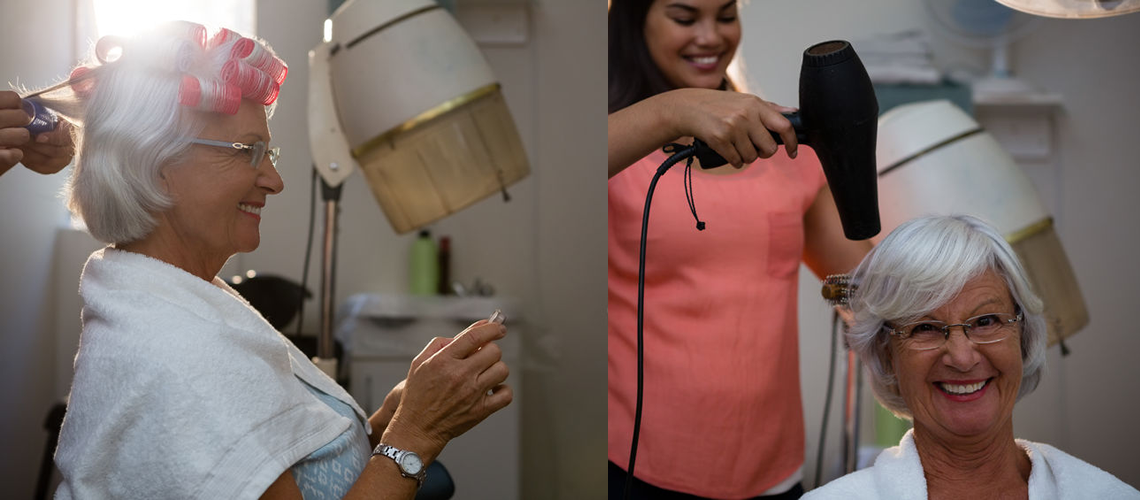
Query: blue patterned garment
291 378 372 499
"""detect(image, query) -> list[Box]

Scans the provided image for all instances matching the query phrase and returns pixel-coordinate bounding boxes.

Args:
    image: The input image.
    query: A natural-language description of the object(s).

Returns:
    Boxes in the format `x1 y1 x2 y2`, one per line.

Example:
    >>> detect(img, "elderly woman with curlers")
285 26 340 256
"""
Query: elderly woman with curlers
46 22 511 499
803 215 1138 499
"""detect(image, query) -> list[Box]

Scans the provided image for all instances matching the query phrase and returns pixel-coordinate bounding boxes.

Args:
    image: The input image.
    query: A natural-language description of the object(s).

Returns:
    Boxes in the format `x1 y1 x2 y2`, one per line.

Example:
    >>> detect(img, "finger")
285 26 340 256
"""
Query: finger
22 140 71 159
442 322 505 360
0 108 32 129
0 126 31 148
453 319 491 338
466 341 503 371
484 384 513 414
0 91 21 110
760 105 798 158
477 360 509 391
412 336 454 370
0 148 24 170
750 121 779 160
18 148 72 175
705 137 742 168
732 124 758 167
18 149 53 172
34 126 72 147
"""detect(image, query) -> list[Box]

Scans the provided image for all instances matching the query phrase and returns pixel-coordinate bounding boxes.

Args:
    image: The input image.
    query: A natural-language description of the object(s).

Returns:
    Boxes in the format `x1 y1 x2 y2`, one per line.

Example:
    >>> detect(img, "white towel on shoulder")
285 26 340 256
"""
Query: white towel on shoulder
55 247 370 500
803 429 1140 499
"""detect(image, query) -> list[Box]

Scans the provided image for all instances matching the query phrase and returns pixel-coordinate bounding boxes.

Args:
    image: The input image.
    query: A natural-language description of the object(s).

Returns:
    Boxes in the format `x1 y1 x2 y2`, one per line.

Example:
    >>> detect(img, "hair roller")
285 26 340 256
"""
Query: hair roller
233 38 288 85
163 20 207 48
208 27 242 49
179 75 241 115
69 66 97 99
178 75 202 108
94 36 126 64
221 59 280 105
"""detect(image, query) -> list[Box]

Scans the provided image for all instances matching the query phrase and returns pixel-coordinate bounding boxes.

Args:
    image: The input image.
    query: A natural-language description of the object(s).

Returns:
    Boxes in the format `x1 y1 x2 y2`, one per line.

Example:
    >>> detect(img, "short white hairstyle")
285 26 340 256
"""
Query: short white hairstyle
39 22 285 244
846 214 1047 419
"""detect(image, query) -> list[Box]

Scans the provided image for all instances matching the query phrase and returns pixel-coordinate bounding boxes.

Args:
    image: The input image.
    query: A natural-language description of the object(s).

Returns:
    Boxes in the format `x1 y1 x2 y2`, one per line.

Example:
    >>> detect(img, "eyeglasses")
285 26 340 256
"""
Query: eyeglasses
188 138 280 168
884 311 1023 351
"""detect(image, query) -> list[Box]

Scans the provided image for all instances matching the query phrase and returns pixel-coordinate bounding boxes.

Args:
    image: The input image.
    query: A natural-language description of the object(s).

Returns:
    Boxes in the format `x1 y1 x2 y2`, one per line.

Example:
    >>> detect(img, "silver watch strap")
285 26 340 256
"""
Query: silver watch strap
372 444 426 488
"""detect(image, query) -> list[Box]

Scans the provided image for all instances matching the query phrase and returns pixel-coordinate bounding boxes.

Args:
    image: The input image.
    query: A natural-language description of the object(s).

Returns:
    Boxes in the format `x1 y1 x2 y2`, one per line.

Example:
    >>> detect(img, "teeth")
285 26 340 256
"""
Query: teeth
238 203 262 215
941 380 987 395
689 56 717 65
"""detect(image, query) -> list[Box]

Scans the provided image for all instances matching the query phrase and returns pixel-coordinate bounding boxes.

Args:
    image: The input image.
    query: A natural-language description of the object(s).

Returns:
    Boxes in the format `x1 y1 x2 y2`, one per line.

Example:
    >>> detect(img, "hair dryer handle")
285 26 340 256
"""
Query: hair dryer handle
694 112 806 169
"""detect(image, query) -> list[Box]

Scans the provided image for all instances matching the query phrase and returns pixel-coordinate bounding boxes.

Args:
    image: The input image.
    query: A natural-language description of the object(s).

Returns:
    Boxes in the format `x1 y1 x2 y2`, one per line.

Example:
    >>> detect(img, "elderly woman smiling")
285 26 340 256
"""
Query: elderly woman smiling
51 23 511 499
804 215 1138 499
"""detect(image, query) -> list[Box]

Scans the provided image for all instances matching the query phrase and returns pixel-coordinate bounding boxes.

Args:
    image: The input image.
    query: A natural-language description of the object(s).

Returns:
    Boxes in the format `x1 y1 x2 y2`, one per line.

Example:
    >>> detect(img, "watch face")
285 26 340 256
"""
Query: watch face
399 452 423 475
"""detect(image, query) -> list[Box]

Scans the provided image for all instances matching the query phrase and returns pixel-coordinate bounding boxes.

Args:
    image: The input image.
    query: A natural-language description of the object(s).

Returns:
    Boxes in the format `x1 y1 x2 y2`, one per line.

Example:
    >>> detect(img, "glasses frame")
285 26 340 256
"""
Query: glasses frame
188 138 280 168
884 311 1024 351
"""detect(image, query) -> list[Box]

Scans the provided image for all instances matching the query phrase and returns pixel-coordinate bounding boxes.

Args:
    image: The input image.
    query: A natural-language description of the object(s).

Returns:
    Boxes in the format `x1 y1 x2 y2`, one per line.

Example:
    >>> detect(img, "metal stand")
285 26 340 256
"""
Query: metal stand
842 348 862 473
313 176 343 378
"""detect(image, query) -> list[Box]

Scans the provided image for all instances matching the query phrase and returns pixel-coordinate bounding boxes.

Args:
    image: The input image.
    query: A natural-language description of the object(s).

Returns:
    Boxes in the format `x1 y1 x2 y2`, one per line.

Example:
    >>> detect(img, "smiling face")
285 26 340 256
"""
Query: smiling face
891 269 1024 440
157 100 284 267
643 0 741 90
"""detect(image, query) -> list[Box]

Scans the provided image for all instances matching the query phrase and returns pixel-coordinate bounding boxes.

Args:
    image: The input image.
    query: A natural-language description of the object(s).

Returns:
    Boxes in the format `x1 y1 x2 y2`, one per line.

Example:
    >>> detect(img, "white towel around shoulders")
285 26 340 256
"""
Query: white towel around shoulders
55 247 371 500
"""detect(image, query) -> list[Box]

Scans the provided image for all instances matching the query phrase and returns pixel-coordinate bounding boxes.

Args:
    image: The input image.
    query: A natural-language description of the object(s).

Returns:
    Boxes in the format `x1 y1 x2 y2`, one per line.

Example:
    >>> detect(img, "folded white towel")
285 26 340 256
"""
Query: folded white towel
55 248 370 499
804 429 1140 499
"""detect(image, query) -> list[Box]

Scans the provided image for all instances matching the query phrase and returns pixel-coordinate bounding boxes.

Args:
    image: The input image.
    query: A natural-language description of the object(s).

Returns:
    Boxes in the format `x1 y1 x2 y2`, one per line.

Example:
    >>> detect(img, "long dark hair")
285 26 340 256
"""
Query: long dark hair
608 0 735 113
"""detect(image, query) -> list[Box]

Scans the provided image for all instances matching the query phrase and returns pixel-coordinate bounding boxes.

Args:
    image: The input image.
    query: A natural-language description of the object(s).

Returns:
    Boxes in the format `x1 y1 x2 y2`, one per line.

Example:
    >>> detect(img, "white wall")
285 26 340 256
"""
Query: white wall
736 0 1140 488
0 1 75 498
0 0 606 498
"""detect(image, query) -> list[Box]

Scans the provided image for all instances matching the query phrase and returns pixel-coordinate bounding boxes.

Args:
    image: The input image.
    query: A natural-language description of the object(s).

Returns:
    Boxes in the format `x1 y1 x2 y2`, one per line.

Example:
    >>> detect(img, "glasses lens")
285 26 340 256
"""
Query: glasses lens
965 313 1014 343
251 141 266 167
904 321 945 350
267 147 280 167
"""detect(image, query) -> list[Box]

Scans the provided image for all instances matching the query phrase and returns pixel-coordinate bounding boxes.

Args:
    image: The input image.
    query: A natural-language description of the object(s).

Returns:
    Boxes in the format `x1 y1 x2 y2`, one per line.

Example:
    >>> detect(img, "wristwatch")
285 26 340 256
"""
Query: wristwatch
372 443 426 488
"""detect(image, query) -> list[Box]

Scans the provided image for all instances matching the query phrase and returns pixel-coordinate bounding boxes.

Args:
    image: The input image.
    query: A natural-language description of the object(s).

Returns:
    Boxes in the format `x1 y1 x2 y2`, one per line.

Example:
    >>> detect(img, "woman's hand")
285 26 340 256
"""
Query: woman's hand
367 379 406 446
0 90 74 177
380 320 513 463
663 88 799 168
608 88 799 177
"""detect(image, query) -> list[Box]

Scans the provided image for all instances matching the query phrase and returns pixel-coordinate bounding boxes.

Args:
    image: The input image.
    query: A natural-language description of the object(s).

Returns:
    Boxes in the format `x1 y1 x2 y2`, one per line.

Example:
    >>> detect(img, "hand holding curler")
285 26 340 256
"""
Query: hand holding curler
0 90 74 177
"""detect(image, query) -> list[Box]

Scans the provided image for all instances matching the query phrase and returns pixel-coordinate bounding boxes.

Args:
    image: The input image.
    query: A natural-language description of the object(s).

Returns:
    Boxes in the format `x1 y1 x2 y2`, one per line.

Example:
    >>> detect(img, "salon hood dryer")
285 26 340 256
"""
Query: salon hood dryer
309 0 530 234
876 100 1088 345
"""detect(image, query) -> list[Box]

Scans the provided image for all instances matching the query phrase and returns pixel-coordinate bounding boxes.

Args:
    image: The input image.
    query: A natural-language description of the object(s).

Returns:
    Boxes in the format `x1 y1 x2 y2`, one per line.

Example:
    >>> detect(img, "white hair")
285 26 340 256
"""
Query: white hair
846 214 1047 419
35 23 283 244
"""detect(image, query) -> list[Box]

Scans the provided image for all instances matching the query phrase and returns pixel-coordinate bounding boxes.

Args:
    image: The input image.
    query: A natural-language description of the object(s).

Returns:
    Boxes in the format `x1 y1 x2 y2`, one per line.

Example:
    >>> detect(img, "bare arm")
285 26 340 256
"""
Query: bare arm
802 184 873 279
608 88 799 178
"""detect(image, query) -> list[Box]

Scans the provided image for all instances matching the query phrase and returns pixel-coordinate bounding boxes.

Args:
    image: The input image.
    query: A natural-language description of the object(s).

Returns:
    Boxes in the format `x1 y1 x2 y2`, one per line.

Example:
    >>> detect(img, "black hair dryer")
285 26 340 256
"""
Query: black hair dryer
695 40 880 241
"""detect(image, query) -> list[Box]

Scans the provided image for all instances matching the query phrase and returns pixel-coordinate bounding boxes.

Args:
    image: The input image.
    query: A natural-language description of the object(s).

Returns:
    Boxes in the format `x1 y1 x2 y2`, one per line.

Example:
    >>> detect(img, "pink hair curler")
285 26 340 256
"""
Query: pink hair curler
179 75 241 115
208 28 242 50
221 59 280 105
94 36 126 64
232 38 288 85
164 20 207 48
69 66 96 99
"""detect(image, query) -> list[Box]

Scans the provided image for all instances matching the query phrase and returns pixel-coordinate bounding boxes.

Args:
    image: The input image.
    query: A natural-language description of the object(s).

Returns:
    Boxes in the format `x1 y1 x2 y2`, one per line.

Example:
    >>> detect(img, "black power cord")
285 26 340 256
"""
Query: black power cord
623 142 700 500
815 309 841 488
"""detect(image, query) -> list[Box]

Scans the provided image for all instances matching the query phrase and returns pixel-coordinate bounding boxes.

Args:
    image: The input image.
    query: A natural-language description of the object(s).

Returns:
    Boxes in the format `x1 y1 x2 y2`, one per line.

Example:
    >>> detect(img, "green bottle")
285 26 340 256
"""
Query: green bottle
409 230 439 295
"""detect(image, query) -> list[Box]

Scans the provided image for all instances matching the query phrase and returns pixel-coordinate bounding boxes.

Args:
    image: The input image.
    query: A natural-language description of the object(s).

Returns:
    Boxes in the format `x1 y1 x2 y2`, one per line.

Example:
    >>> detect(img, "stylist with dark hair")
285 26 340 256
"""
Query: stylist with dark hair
607 1 870 498
0 90 74 176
